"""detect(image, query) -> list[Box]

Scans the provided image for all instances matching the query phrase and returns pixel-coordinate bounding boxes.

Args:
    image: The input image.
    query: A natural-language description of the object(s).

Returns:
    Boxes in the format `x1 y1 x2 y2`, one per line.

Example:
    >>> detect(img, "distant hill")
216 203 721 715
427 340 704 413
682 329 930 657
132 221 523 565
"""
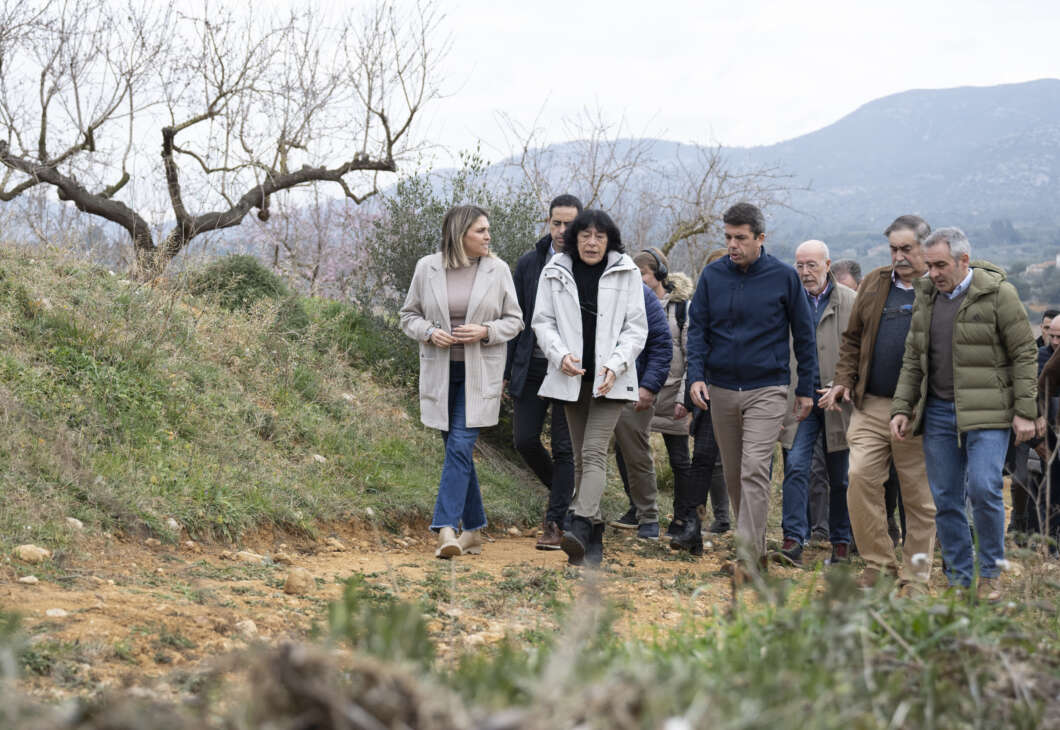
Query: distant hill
746 78 1060 263
484 79 1060 268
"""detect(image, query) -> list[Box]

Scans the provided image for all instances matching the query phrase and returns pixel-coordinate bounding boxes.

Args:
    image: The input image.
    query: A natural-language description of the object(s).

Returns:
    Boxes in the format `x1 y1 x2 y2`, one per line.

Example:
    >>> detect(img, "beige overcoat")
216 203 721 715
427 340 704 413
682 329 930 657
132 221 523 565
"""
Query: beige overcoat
780 275 856 452
399 253 523 430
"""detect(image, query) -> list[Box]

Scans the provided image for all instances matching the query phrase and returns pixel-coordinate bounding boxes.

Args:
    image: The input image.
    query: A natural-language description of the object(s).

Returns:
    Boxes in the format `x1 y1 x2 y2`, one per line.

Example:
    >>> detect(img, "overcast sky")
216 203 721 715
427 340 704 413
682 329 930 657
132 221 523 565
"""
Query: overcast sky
417 0 1059 166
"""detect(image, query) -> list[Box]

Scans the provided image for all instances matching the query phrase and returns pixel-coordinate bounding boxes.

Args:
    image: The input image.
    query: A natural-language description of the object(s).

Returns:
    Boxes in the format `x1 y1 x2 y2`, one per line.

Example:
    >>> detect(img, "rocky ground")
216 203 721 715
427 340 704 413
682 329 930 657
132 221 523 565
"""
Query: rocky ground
4 521 770 702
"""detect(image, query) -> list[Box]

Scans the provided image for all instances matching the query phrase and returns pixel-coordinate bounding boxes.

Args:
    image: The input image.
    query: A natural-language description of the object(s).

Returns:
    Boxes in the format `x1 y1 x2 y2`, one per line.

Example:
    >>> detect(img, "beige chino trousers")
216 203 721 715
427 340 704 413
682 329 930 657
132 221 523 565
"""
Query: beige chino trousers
709 385 789 561
613 402 659 523
564 381 627 523
846 394 937 583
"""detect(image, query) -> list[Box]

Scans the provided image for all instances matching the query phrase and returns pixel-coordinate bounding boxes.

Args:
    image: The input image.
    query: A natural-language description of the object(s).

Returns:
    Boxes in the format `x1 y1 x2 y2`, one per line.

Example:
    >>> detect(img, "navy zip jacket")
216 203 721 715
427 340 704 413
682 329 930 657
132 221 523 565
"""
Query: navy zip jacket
635 284 672 394
505 234 553 398
685 249 817 397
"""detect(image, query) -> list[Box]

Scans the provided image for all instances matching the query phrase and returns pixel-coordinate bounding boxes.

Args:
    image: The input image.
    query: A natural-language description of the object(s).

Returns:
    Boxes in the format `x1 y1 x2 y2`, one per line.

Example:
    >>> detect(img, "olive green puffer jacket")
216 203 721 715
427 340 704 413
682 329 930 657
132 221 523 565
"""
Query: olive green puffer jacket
891 261 1037 435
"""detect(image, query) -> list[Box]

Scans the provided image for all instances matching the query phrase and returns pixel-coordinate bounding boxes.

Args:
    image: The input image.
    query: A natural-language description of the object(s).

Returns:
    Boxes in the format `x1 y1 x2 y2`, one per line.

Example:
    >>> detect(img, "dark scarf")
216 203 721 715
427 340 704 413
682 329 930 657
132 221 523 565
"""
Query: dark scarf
572 256 607 381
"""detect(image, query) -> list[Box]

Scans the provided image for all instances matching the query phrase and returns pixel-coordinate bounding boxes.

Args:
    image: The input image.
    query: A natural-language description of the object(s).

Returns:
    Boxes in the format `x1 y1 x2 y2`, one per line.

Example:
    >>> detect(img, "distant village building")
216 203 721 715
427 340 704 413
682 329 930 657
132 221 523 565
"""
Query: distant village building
1025 259 1056 277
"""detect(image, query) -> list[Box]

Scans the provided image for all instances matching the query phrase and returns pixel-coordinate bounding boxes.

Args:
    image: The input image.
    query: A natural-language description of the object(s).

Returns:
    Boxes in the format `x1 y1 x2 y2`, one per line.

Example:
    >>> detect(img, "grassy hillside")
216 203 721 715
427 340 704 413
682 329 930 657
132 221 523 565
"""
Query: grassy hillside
0 244 547 551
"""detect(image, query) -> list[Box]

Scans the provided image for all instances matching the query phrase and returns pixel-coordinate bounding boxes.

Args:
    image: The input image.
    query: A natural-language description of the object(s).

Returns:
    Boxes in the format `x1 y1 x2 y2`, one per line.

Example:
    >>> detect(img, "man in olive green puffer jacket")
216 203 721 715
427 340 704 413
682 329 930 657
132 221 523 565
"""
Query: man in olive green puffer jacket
890 228 1039 599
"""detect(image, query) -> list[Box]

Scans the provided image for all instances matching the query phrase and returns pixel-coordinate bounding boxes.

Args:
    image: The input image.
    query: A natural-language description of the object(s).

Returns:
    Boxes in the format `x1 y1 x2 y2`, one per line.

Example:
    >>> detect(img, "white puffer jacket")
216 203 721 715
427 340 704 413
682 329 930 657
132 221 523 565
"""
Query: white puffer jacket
531 251 647 402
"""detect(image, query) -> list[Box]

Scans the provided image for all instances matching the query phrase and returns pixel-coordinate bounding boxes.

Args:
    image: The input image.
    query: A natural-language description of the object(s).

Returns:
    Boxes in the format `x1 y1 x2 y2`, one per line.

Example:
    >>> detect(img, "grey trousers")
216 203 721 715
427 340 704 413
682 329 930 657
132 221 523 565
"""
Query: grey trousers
564 381 627 523
613 402 659 523
709 385 789 560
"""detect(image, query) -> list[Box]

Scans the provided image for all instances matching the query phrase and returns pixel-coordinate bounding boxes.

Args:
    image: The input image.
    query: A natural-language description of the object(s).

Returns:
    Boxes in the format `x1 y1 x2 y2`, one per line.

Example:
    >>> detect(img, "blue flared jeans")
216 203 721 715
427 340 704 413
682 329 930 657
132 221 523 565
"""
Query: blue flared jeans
429 362 487 532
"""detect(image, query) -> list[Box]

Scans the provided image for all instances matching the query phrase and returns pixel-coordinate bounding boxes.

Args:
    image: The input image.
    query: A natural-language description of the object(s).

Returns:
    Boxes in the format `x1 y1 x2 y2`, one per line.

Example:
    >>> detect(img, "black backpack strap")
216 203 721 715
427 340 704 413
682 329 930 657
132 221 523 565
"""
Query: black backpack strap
674 300 687 333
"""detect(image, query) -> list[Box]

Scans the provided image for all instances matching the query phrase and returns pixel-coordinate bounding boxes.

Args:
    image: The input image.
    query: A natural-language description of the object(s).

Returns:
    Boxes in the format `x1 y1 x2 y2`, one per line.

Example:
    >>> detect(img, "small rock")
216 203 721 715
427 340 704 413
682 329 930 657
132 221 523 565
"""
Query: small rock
235 619 258 639
45 608 69 618
364 507 375 518
155 568 165 575
165 518 181 531
144 538 161 547
312 454 327 464
15 545 51 564
278 543 288 550
342 392 355 402
324 537 346 552
88 576 106 585
219 550 233 560
283 567 313 595
273 552 294 565
66 517 84 530
507 526 521 536
183 540 201 553
464 633 485 648
235 551 264 564
18 576 39 585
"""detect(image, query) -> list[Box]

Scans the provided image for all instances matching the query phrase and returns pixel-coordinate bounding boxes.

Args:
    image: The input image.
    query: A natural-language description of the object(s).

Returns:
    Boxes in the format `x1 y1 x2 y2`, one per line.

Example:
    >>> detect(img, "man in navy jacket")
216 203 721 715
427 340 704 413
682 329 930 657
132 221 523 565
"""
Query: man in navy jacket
505 194 583 549
611 282 673 539
686 202 817 576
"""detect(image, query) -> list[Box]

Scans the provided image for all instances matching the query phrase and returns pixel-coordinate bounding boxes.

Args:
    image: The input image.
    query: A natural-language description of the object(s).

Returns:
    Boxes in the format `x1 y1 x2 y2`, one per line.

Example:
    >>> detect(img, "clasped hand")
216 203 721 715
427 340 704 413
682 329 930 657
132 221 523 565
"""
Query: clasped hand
429 324 487 348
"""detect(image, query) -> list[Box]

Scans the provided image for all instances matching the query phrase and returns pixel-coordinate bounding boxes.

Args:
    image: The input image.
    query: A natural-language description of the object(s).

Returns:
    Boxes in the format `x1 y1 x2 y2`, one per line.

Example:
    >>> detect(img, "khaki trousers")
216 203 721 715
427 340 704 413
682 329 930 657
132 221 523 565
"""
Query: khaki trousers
709 385 789 560
846 394 937 583
614 402 659 523
564 381 626 523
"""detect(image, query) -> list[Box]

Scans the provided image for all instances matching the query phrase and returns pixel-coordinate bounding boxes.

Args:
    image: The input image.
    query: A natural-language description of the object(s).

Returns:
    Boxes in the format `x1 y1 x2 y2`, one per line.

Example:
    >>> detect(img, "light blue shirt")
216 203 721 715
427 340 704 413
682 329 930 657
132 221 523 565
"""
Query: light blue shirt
943 269 973 299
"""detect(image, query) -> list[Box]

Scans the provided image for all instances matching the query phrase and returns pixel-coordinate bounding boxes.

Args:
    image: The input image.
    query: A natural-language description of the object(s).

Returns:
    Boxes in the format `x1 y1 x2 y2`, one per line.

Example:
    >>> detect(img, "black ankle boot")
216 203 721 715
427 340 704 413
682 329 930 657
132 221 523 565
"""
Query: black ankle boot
669 513 703 556
585 522 605 566
561 516 593 565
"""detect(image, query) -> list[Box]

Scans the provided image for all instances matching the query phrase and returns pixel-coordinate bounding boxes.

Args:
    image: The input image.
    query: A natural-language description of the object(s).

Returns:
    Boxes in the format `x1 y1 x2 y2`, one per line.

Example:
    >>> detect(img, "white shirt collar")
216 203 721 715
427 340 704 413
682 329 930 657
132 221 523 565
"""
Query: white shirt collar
942 269 974 300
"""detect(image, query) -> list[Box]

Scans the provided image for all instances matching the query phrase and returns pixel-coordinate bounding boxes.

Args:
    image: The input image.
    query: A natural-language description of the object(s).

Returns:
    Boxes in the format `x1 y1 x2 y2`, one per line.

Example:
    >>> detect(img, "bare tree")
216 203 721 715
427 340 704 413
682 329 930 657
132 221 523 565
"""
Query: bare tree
0 0 443 278
241 189 376 299
498 105 658 214
498 107 796 271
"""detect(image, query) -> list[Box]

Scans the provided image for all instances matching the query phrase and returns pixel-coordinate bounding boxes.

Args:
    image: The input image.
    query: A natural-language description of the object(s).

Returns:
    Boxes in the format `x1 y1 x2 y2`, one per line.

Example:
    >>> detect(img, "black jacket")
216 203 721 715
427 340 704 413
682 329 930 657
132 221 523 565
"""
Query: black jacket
505 234 553 398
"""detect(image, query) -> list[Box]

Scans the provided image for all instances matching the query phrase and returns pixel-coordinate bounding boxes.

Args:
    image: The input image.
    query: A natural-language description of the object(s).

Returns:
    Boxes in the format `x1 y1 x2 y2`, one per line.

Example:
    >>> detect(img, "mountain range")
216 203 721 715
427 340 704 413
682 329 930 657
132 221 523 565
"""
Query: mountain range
491 78 1060 268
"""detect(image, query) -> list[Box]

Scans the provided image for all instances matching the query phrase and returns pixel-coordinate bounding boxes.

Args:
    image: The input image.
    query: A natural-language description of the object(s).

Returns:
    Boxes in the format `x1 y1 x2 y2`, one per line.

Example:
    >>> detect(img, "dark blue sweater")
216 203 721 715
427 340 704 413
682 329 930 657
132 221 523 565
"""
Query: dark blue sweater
685 250 817 397
635 285 673 394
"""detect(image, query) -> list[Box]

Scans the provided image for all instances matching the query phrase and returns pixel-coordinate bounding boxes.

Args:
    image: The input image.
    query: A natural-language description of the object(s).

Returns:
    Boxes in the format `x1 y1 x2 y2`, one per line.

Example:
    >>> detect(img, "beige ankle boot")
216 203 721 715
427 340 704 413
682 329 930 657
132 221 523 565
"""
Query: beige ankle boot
457 529 483 555
435 527 461 559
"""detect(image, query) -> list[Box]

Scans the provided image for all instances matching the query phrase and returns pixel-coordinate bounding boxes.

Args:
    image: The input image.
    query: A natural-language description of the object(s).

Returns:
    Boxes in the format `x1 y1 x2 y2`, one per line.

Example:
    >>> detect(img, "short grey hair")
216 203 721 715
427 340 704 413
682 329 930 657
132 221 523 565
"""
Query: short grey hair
884 214 931 245
923 227 971 259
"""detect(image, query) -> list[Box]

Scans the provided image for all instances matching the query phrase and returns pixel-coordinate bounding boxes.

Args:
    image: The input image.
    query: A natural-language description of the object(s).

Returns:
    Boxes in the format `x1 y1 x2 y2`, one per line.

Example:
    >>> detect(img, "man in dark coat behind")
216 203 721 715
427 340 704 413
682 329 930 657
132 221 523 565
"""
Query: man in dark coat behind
505 194 583 549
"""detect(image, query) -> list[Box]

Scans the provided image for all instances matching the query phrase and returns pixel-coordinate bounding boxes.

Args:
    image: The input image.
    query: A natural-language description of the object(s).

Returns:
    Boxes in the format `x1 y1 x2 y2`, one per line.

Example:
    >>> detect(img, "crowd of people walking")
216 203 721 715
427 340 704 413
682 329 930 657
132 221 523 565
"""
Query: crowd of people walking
400 196 1060 601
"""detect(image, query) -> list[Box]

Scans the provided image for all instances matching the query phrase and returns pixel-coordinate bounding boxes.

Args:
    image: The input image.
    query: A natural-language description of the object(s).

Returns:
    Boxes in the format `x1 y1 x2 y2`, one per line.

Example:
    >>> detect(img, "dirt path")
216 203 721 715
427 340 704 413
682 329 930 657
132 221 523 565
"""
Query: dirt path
4 522 818 701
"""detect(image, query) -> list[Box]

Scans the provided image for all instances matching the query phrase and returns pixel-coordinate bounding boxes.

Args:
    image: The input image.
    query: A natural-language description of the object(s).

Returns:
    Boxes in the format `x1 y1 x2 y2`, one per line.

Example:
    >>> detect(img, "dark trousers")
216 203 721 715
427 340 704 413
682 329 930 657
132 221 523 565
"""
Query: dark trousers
512 357 574 525
884 465 906 541
677 407 730 523
808 440 829 537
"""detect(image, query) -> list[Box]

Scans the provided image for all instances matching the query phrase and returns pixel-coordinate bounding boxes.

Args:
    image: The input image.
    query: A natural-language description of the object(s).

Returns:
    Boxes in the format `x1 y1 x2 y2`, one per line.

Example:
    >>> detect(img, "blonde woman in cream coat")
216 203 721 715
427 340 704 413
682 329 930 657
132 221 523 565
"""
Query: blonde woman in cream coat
400 205 523 558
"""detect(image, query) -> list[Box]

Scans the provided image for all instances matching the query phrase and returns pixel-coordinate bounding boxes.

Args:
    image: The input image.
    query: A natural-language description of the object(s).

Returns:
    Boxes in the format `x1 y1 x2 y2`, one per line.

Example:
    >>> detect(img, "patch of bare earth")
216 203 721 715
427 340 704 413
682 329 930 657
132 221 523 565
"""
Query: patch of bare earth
4 521 813 700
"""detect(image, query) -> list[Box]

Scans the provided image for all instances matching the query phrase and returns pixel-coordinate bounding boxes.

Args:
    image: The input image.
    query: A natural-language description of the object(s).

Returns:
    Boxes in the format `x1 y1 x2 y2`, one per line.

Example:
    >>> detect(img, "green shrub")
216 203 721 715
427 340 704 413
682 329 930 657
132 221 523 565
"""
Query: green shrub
188 254 288 311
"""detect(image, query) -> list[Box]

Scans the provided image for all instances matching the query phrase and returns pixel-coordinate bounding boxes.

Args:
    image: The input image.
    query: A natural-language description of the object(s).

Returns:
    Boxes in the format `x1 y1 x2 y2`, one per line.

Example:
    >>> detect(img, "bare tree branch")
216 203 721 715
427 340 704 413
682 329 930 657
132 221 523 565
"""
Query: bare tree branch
0 0 443 278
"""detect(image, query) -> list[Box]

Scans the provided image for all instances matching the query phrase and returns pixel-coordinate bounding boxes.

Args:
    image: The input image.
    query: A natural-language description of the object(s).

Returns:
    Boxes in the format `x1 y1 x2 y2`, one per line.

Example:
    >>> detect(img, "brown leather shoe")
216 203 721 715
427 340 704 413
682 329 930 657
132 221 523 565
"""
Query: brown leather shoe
857 565 897 589
535 521 563 551
977 577 1002 604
